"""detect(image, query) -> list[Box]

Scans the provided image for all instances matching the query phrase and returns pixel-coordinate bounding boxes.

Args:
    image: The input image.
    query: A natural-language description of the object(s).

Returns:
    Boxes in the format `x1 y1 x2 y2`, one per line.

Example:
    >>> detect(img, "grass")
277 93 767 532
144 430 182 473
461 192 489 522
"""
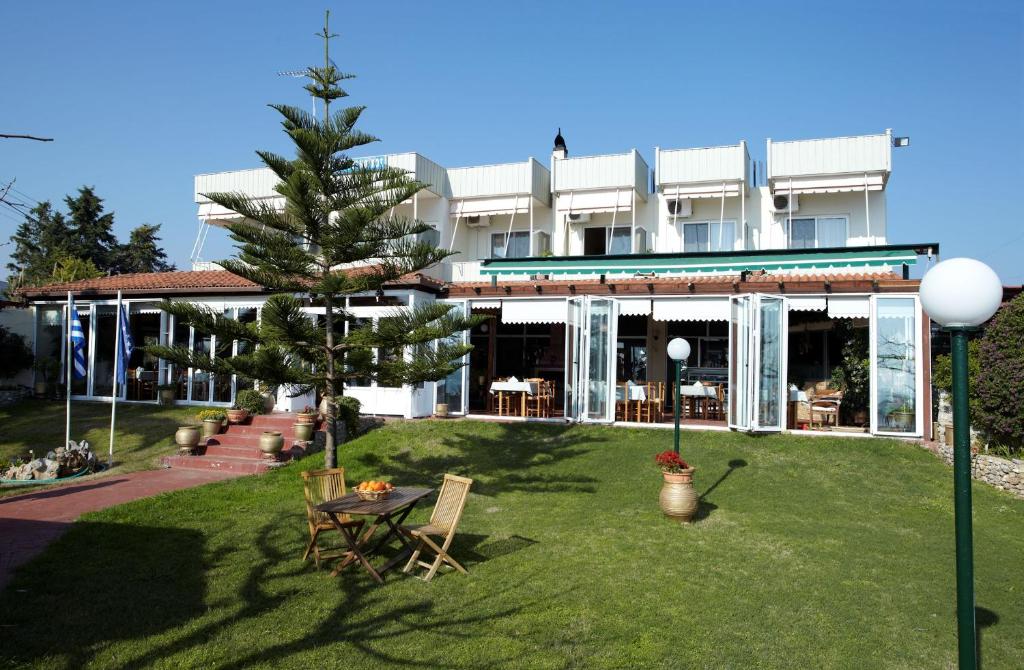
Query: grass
0 400 210 497
1 420 1023 668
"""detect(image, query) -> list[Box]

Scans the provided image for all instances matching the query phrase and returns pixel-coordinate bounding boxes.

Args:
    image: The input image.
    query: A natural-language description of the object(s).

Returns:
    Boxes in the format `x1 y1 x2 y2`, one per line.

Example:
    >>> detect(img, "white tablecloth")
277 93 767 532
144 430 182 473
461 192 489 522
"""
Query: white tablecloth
489 381 537 395
616 385 648 402
680 384 718 398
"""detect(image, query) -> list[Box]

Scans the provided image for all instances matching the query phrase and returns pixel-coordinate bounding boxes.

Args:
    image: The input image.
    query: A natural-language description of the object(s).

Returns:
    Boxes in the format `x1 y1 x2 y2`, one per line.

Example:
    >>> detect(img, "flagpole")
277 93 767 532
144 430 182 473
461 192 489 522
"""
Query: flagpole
65 291 73 449
109 291 122 467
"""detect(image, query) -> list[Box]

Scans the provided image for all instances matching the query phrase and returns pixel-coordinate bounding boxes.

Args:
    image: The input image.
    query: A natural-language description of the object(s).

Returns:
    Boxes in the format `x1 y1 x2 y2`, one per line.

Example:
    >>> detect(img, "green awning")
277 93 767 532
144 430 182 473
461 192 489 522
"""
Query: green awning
480 247 919 276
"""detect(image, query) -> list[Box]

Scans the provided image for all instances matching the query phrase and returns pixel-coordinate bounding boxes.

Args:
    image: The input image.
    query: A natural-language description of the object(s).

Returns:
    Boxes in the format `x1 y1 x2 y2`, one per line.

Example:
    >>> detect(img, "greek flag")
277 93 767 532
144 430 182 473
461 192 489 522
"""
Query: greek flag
116 303 134 385
69 300 87 379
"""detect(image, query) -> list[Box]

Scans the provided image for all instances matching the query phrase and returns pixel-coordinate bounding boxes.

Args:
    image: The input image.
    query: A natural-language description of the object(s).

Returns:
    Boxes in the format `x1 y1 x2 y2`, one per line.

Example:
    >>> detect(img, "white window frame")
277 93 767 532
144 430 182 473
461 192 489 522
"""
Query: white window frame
678 219 737 253
785 215 849 250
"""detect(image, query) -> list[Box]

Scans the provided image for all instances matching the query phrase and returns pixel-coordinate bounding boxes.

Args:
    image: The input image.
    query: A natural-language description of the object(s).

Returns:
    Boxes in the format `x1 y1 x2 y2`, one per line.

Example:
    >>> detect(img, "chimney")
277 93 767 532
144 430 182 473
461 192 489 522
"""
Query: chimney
552 127 567 159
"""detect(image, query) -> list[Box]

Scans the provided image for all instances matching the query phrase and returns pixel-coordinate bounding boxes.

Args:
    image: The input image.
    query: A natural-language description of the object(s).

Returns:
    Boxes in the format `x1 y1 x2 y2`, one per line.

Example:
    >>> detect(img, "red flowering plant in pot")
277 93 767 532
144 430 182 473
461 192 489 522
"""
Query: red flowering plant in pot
654 450 698 522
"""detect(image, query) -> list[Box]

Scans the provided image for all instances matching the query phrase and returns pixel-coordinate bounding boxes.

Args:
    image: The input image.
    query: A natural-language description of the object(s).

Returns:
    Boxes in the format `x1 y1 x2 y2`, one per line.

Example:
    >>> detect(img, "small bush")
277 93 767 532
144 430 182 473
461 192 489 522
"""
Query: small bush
196 408 226 422
234 389 265 416
975 294 1024 453
337 395 361 440
932 339 981 422
0 326 34 380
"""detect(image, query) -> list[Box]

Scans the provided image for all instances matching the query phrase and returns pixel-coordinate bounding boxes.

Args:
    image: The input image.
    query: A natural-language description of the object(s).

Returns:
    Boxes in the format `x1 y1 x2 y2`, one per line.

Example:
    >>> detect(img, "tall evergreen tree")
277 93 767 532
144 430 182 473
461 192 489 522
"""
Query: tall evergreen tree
6 201 72 285
65 186 117 269
114 224 176 274
148 12 479 467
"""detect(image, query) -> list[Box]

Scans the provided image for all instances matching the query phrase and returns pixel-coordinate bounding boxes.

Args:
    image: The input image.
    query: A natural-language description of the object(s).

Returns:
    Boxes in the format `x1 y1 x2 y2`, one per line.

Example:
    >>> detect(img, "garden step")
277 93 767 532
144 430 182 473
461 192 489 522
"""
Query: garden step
205 433 310 448
200 443 269 459
161 454 273 475
219 424 319 437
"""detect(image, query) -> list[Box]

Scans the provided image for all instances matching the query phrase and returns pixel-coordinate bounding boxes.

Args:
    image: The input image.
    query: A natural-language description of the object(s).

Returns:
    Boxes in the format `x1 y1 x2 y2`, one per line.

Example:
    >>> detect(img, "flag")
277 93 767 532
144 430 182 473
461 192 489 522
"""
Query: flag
69 299 87 380
116 303 134 386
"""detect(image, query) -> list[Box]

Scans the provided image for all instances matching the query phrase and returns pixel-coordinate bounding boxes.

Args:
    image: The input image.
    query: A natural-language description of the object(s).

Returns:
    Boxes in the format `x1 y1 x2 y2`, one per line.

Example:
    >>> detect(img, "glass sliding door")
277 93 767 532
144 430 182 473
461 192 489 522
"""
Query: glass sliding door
728 296 752 430
754 296 786 431
70 309 91 396
191 328 212 402
435 302 467 415
234 307 258 397
584 297 615 421
871 296 921 435
565 297 584 420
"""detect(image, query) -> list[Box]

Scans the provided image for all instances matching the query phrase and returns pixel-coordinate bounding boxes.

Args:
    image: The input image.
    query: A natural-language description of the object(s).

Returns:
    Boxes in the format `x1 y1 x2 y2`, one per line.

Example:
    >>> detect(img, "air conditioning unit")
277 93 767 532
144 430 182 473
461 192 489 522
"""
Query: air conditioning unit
465 215 490 227
771 193 799 213
666 198 692 217
567 212 591 223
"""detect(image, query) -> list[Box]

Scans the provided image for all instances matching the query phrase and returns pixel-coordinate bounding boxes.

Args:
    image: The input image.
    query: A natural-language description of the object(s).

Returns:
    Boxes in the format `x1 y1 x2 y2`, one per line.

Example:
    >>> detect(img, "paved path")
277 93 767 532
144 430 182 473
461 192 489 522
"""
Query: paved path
0 468 239 590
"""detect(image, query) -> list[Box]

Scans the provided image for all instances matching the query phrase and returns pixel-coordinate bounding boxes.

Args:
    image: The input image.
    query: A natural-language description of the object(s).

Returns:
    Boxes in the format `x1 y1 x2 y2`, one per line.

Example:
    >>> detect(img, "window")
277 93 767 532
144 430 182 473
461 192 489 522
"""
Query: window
583 226 634 256
491 231 530 259
787 216 847 249
681 220 735 253
616 315 647 382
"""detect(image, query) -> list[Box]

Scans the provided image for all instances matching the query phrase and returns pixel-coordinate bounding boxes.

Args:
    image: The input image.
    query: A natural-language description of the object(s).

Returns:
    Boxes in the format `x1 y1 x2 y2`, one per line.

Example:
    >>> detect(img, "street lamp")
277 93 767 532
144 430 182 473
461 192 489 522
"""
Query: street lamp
919 257 1003 670
667 338 691 455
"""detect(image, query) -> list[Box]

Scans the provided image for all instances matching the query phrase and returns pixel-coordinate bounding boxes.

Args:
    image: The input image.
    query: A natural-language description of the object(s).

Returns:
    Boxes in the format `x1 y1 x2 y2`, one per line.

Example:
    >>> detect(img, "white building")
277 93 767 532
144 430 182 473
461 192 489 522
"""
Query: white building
21 129 935 438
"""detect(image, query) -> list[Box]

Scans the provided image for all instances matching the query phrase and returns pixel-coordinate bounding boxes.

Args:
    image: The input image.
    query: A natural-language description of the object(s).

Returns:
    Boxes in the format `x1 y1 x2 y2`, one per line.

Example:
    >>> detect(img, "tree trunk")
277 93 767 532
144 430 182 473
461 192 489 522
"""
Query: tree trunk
323 293 337 469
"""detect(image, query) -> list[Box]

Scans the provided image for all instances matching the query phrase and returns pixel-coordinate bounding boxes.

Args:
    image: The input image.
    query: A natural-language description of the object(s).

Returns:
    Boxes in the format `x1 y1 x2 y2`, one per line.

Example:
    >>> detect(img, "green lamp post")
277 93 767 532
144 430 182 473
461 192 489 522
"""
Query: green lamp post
920 257 1003 670
667 338 691 455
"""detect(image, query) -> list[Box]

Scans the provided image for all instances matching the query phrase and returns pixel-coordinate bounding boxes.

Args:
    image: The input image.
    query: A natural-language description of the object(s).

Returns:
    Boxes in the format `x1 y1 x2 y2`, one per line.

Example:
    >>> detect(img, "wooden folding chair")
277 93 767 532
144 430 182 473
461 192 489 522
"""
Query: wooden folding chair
301 468 365 569
401 473 473 582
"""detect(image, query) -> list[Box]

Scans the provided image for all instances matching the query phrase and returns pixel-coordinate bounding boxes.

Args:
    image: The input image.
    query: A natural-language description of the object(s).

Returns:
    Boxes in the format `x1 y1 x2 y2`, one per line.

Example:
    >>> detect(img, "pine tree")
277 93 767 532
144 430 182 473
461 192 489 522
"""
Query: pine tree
114 224 176 274
6 201 72 285
148 12 479 468
65 186 118 269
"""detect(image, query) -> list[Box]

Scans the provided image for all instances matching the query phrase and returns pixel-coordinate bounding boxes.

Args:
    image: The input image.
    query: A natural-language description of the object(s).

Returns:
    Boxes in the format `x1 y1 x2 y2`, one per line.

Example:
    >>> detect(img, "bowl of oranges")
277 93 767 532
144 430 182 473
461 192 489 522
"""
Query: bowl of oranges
354 480 395 501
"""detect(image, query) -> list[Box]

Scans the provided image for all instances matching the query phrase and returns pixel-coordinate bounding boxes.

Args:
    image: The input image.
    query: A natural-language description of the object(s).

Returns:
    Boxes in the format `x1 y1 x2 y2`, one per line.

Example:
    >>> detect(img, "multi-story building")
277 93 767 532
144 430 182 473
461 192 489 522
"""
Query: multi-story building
21 130 935 438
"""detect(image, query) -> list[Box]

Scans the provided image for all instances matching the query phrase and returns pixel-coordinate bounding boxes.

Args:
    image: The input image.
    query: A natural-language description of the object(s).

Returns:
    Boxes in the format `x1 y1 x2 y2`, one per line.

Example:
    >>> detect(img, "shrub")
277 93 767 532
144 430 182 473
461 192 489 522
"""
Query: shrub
337 395 361 440
975 294 1024 452
196 409 226 422
932 339 981 423
234 389 265 416
0 325 34 380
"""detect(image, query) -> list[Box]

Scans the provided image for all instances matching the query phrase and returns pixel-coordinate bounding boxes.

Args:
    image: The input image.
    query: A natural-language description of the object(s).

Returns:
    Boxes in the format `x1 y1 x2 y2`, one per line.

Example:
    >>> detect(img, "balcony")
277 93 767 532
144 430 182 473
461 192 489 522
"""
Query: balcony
448 159 551 216
657 143 748 198
768 131 892 194
552 150 649 214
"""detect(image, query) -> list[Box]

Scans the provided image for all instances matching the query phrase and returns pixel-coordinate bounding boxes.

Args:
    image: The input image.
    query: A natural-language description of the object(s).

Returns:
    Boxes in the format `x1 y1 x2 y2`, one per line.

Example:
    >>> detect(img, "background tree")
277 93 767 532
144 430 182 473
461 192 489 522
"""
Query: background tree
6 201 71 285
147 12 479 468
974 294 1024 452
114 224 176 273
66 186 118 269
49 255 104 283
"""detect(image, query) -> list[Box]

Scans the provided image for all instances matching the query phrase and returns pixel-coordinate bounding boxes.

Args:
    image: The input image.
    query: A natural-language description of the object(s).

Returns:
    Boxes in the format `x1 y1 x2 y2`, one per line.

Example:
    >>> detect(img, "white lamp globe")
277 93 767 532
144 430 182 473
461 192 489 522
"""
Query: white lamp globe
920 257 1003 328
667 337 691 362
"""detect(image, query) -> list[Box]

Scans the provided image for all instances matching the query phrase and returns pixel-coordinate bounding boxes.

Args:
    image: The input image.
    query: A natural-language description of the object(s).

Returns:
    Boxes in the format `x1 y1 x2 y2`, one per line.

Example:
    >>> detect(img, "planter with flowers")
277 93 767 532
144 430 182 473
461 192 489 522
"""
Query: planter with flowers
655 450 698 523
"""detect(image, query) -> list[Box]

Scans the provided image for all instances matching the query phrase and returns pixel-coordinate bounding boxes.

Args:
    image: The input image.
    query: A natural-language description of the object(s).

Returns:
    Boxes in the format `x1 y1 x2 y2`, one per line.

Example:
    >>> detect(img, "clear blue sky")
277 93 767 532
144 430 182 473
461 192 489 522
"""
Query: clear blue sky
2 0 1022 282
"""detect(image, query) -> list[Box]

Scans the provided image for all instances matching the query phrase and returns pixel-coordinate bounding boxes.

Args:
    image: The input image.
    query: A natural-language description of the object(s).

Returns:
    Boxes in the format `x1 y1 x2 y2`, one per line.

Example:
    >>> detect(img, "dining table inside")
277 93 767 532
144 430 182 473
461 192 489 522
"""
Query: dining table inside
488 378 539 416
315 486 434 584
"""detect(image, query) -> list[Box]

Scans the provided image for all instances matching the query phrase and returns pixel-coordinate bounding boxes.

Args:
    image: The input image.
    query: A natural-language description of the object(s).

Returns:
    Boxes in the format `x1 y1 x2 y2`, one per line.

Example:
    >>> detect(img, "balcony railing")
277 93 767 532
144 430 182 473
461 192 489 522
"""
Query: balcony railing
658 143 748 186
553 150 649 199
769 132 891 179
448 159 550 204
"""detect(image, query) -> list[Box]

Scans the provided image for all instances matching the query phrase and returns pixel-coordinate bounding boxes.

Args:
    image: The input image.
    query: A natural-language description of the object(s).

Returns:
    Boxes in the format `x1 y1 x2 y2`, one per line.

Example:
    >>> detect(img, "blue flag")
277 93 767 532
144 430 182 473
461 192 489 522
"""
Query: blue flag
69 299 87 380
116 303 134 386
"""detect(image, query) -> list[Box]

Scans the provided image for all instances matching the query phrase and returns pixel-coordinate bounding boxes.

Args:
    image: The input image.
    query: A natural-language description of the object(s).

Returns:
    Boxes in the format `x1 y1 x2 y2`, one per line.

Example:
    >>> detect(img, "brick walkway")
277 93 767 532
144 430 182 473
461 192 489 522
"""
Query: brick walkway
0 468 239 590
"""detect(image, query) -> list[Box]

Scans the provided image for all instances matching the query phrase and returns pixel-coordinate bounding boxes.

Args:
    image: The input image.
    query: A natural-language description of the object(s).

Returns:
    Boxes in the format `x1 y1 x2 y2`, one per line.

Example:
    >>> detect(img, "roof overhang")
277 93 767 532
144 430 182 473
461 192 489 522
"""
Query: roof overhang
769 172 888 195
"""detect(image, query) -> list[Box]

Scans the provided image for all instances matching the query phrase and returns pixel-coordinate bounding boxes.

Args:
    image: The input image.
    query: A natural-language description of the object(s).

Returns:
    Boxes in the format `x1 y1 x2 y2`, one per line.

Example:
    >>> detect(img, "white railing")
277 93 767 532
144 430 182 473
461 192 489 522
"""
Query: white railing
444 261 486 283
658 144 747 185
195 168 280 203
191 261 224 271
769 132 891 178
449 161 532 198
554 151 649 197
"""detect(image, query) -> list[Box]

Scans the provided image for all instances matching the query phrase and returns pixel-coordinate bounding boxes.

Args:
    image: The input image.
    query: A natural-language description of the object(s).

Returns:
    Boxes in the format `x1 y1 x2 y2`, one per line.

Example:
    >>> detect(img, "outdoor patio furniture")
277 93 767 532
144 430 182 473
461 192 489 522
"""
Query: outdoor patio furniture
301 468 366 569
401 474 473 582
316 486 434 584
489 378 538 416
809 390 844 429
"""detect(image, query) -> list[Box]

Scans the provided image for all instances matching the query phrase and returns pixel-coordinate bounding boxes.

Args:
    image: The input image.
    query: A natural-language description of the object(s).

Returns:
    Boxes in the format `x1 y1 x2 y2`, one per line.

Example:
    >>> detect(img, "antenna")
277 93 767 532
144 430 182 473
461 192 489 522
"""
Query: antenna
315 9 339 119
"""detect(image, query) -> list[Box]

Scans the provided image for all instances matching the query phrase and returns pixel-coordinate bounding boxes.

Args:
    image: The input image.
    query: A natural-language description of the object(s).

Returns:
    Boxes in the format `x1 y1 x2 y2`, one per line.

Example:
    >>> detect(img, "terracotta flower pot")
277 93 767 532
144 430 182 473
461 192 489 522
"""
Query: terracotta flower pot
296 412 316 424
175 425 201 454
226 408 249 424
259 430 284 456
659 468 698 523
293 422 314 442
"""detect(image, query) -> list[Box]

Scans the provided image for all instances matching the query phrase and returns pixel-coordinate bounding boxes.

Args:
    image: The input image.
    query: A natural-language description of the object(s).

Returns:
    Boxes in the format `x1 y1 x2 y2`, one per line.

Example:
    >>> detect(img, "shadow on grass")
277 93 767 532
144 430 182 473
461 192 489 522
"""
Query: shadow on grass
0 520 207 668
353 421 606 497
977 606 999 670
694 458 748 522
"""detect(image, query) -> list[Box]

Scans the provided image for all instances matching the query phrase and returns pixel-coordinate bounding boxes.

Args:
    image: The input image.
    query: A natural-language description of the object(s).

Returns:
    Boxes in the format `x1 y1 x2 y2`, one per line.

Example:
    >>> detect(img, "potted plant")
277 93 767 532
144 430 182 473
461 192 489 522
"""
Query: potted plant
296 404 317 424
234 389 265 418
196 409 226 439
655 450 698 523
293 420 314 443
226 405 249 424
259 430 284 457
157 383 177 405
256 382 276 414
32 357 60 398
174 425 201 454
886 400 915 432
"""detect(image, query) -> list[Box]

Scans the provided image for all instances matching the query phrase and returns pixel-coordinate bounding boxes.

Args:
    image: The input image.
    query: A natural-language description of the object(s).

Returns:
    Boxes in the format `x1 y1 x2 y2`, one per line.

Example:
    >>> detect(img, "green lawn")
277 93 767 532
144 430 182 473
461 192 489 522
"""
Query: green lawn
0 400 201 495
1 420 1022 668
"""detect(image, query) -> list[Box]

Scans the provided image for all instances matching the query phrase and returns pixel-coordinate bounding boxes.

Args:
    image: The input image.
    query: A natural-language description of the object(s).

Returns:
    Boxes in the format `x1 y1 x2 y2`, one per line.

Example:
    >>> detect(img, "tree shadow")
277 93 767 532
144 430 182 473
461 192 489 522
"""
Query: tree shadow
694 458 748 522
352 422 606 497
0 520 207 668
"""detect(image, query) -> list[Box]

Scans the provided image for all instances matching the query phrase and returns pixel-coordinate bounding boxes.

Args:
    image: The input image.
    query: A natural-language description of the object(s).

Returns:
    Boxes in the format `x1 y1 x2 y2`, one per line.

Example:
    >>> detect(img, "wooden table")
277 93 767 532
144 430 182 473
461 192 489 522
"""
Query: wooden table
489 380 538 416
316 486 433 584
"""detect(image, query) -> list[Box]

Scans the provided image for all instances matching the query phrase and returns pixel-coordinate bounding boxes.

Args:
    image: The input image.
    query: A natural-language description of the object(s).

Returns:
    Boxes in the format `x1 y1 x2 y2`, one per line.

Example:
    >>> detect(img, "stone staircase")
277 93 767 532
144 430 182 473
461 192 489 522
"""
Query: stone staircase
161 413 316 475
